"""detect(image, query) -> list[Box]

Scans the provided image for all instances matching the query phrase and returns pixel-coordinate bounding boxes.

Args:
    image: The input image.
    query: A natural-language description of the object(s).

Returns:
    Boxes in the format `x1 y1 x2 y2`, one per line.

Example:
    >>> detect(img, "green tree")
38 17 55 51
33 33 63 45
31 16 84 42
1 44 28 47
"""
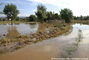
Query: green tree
60 8 73 23
46 11 53 20
80 15 84 20
58 15 61 20
3 4 19 23
16 17 20 21
36 4 47 22
29 15 37 21
54 13 59 20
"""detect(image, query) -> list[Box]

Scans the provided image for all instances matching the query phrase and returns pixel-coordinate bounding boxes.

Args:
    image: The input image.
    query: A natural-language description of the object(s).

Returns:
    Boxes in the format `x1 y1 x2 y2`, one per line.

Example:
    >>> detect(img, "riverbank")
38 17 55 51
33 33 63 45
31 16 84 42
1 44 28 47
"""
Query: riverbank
72 20 89 24
30 23 71 43
0 21 71 54
0 20 37 24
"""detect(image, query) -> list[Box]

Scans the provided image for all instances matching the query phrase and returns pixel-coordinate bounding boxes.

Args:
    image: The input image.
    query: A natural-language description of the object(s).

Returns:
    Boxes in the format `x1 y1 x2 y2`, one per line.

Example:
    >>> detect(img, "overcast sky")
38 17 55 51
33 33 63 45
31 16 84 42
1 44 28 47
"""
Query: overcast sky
0 0 89 17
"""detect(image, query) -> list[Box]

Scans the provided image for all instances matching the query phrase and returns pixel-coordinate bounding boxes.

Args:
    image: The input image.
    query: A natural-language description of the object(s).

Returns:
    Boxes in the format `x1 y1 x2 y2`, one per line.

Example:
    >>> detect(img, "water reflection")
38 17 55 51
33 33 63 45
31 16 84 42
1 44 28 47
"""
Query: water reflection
0 24 89 60
0 23 39 39
15 23 39 35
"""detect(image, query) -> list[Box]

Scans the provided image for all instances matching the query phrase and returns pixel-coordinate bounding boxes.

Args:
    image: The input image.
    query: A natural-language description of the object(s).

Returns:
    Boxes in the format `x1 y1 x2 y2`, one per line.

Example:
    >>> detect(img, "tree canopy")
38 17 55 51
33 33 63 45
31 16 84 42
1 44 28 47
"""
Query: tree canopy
46 11 54 20
54 13 60 20
29 15 37 21
3 4 19 20
36 4 47 22
60 8 73 23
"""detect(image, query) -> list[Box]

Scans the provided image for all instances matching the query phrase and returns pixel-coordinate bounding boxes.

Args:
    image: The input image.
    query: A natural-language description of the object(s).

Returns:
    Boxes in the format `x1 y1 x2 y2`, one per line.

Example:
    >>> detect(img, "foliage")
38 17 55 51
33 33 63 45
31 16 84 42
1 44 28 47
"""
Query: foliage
46 12 61 21
15 17 20 21
46 11 53 20
29 15 37 21
53 20 62 27
74 16 89 20
54 13 60 20
60 8 73 23
35 4 47 22
3 4 19 20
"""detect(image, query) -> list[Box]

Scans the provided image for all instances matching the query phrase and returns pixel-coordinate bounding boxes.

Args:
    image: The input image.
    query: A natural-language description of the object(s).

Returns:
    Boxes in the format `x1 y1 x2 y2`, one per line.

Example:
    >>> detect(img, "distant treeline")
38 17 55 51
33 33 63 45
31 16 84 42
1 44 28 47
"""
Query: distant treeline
74 16 89 20
29 4 73 23
2 3 89 23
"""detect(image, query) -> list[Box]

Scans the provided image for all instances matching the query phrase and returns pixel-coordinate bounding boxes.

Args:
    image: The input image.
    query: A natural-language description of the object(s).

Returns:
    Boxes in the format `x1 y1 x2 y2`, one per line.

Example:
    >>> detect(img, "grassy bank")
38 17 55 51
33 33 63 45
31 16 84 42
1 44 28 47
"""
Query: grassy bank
30 21 71 43
0 20 37 24
72 20 89 24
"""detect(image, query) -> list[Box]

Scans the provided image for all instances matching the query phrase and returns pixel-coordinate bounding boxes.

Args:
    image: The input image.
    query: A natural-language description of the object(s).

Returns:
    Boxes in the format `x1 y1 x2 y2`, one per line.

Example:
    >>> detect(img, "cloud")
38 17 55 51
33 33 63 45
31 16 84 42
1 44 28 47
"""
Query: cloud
1 0 33 5
27 0 65 7
33 9 37 12
28 0 89 8
28 0 89 16
18 13 30 17
1 0 89 16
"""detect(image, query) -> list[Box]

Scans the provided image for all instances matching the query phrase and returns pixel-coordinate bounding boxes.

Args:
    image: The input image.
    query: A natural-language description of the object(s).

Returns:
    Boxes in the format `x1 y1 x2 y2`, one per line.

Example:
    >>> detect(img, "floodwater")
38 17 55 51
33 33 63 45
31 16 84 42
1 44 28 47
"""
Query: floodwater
0 23 39 39
0 23 89 60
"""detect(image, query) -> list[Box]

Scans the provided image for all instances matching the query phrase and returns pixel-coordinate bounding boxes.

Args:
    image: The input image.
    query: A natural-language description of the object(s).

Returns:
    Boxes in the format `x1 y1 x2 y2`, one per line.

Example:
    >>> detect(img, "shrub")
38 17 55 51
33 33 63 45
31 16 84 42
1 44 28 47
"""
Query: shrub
29 15 37 21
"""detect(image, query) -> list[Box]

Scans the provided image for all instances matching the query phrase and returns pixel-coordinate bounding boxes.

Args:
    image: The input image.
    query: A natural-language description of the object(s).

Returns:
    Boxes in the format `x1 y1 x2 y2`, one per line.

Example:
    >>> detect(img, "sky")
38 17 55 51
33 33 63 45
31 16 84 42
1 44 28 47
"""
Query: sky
0 0 89 17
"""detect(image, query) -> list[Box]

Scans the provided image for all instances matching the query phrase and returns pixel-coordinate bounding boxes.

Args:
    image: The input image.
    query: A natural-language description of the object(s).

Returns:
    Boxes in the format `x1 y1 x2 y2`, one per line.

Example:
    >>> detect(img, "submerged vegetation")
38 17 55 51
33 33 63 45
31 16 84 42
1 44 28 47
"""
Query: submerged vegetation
30 21 71 43
62 29 82 58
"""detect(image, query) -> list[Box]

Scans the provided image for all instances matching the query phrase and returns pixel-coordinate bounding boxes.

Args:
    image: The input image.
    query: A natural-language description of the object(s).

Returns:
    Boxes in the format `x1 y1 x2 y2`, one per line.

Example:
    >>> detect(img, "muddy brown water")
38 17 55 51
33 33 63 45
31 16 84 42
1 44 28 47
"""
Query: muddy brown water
0 23 89 60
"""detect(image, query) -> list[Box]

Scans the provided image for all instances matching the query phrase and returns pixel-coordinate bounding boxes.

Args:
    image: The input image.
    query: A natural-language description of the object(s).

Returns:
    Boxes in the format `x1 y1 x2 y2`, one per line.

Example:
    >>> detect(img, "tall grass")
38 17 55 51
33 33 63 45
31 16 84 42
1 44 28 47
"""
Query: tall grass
72 20 89 24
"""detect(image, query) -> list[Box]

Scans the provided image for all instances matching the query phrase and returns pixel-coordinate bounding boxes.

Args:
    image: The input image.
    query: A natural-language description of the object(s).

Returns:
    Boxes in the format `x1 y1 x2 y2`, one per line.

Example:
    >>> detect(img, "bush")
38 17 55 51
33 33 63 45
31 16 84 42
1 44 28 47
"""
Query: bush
60 8 73 23
29 15 37 21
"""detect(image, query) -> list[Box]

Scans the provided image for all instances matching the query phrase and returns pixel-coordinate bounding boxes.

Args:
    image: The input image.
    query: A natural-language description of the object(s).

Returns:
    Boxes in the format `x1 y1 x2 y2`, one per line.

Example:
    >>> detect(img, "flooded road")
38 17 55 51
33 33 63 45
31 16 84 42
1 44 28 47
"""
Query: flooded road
0 24 89 60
